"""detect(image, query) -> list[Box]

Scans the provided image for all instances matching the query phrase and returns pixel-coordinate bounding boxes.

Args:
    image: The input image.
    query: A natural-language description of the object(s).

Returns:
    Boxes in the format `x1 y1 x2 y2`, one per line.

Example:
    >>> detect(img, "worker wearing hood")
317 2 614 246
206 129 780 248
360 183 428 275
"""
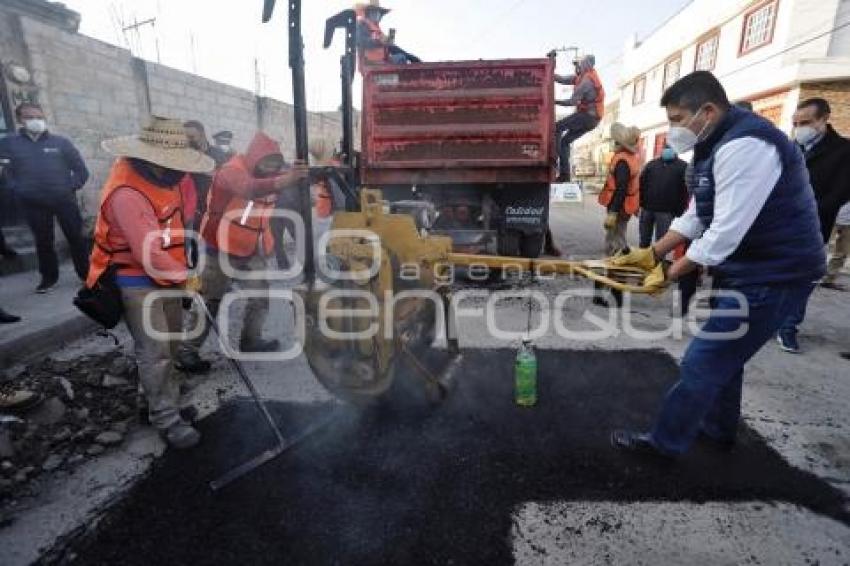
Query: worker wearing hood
552 54 606 182
176 132 308 372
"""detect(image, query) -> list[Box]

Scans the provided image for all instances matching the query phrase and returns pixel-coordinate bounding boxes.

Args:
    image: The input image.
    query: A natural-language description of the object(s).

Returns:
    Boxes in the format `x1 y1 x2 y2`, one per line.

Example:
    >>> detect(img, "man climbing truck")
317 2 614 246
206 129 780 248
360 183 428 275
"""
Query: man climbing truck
333 3 557 258
552 54 605 182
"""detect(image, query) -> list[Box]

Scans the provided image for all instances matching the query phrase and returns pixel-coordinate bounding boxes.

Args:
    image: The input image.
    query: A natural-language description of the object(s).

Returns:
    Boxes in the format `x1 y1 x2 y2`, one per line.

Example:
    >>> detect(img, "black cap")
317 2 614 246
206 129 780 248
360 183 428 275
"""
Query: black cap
212 130 233 143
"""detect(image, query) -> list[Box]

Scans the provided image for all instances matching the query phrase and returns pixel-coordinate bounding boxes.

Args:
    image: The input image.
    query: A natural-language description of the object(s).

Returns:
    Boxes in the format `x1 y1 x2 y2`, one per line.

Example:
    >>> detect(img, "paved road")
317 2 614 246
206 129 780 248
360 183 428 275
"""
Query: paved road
2 202 849 565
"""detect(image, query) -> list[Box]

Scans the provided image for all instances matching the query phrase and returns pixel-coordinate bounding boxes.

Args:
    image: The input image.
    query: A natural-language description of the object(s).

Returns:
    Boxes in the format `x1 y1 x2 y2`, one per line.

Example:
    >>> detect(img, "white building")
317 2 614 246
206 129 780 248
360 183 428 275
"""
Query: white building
616 0 850 161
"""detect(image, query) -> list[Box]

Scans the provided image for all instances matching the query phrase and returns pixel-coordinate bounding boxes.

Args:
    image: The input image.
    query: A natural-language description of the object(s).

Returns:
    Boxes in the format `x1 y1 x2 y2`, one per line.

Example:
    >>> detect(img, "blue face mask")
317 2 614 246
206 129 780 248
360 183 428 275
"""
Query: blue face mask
661 148 677 162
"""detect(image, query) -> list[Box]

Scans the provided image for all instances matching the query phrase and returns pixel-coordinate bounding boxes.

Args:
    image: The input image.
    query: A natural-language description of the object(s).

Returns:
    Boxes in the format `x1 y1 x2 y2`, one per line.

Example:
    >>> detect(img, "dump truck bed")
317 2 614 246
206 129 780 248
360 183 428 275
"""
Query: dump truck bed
361 58 556 186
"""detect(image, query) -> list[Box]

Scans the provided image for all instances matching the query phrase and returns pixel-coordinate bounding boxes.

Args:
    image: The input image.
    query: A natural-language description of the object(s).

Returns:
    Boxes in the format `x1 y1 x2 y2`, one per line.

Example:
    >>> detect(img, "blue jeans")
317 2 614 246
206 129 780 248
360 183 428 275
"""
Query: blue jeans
651 283 814 455
778 282 816 336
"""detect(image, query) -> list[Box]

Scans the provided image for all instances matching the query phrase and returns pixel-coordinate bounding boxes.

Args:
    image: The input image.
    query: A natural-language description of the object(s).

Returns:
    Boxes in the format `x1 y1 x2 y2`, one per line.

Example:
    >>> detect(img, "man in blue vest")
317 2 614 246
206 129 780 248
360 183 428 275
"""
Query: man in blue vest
608 71 825 458
0 102 90 293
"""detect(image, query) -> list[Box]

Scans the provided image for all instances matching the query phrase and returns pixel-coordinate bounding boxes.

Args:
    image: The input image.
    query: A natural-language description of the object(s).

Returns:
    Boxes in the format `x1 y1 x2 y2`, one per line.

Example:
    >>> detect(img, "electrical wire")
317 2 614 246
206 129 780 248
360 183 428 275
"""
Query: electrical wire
466 0 529 50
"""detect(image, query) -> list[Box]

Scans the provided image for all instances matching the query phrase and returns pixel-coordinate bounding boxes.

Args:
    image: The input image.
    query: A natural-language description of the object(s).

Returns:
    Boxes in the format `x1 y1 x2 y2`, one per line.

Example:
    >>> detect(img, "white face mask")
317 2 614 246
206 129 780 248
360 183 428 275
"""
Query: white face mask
24 119 47 135
793 126 820 146
666 108 710 155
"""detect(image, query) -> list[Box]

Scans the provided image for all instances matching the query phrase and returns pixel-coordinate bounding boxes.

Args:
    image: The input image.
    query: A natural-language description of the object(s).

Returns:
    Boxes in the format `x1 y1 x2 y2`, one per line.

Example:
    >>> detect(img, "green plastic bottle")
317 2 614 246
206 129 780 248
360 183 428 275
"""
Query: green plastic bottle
515 340 537 407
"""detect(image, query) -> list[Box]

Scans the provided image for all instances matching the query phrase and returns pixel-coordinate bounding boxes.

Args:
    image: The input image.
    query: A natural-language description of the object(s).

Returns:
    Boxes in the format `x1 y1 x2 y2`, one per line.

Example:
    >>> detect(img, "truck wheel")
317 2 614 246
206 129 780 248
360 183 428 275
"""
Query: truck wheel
520 232 545 259
498 230 522 257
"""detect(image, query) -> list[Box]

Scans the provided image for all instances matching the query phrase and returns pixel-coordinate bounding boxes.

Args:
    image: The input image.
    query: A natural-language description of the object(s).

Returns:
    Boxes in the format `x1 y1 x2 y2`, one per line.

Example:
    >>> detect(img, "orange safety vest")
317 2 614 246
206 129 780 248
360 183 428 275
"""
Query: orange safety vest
576 68 606 119
599 150 640 216
200 155 277 257
87 158 186 288
356 9 389 71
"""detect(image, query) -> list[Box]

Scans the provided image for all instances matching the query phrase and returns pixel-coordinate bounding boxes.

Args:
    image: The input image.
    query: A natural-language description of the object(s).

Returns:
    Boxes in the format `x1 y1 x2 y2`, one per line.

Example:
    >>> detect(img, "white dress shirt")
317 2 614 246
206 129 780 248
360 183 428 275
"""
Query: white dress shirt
670 137 782 266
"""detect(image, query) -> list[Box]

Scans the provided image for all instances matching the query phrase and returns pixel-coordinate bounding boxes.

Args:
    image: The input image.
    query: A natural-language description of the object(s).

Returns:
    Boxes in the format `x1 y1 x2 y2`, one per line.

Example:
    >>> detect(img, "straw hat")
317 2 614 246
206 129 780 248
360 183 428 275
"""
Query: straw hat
102 116 215 174
355 0 390 14
610 122 641 154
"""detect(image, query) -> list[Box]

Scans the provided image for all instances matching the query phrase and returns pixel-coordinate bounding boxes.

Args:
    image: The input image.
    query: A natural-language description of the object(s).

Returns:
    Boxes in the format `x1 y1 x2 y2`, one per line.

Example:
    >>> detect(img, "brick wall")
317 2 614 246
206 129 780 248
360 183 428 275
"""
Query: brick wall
799 80 850 135
7 14 358 226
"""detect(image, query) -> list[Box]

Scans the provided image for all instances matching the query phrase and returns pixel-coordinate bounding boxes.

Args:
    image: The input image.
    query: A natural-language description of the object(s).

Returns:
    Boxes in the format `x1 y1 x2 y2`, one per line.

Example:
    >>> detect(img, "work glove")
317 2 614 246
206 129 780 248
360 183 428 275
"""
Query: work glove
642 263 669 295
603 212 618 231
609 246 658 271
184 275 203 294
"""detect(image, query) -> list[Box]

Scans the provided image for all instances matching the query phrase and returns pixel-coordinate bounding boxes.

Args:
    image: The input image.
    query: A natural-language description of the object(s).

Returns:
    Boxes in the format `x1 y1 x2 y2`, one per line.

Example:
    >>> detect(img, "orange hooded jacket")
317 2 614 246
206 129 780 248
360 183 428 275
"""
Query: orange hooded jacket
201 133 283 257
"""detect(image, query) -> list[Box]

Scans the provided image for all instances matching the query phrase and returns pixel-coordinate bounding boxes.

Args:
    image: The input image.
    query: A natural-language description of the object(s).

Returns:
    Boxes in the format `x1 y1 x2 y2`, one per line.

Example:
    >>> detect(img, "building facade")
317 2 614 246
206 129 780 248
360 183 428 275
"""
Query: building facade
617 0 850 161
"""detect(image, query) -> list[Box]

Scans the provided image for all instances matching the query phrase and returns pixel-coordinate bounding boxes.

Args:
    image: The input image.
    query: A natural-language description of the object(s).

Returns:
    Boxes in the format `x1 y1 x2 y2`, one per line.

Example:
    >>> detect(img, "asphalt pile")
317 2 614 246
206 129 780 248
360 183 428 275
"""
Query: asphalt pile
0 350 139 503
65 349 848 565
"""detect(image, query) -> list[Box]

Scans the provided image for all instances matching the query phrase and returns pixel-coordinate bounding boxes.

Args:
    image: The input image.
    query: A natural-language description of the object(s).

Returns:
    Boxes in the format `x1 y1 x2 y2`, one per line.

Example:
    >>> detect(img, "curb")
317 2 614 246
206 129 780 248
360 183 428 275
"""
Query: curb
0 313 97 368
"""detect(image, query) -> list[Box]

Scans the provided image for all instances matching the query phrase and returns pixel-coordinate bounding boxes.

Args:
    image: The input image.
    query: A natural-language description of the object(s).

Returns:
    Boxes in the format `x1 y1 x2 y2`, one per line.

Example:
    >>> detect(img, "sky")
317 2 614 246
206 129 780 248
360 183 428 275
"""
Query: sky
61 0 694 112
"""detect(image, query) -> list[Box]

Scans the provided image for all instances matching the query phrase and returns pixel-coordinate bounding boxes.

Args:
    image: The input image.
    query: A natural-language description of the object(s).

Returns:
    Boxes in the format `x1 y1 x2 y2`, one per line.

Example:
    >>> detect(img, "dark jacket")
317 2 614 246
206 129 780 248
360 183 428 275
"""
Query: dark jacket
690 106 825 287
801 124 850 242
639 157 688 215
0 130 89 205
608 160 631 213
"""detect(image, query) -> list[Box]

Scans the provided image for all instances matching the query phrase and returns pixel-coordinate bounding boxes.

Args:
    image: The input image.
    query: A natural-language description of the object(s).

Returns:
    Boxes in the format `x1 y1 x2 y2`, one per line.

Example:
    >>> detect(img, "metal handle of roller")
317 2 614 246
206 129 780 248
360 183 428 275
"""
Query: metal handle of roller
569 264 658 294
192 294 286 446
445 253 659 294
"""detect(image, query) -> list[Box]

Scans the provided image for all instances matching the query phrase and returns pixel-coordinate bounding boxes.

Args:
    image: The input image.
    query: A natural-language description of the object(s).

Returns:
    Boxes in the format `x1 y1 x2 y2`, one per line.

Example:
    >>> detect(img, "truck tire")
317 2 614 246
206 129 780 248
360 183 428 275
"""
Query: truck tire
498 230 522 257
520 232 545 259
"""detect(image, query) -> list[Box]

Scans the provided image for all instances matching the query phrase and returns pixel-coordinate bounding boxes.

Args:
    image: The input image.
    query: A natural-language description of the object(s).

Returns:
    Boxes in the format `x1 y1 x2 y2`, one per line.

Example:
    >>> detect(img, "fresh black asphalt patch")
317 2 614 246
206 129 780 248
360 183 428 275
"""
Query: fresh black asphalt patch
64 349 849 565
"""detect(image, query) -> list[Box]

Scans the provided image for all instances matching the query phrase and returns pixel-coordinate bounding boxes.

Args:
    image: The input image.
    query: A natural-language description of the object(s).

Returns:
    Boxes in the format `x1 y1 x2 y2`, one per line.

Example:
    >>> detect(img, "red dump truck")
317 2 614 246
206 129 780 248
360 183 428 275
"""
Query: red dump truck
320 12 556 258
359 59 556 258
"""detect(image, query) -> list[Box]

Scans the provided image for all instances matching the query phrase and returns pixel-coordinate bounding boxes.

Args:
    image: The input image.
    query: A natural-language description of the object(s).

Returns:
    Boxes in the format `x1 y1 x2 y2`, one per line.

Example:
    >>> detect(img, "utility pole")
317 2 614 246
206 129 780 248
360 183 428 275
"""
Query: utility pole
122 16 158 62
190 32 198 74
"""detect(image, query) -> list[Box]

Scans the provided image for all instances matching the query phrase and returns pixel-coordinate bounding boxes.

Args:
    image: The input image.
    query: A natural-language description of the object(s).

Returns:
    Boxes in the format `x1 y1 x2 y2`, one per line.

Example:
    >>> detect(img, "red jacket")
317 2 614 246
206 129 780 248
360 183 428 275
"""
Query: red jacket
200 133 284 257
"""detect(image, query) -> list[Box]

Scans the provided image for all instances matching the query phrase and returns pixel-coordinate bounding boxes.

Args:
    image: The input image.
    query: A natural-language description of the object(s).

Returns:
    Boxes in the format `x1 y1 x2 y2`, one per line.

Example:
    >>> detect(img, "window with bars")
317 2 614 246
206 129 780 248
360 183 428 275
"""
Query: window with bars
695 33 720 71
662 56 682 93
633 75 647 105
741 1 777 54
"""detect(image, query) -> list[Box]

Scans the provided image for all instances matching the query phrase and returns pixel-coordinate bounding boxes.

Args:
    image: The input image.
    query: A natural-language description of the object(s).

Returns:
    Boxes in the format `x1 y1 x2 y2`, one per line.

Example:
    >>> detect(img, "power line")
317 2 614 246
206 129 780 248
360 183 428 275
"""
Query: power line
466 0 528 49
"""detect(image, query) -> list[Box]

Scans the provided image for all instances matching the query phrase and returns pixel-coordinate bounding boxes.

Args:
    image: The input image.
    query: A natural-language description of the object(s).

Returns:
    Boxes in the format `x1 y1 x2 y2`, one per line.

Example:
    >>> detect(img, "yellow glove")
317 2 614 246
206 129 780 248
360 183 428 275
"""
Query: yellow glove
642 263 668 295
184 275 203 294
603 212 618 230
609 246 658 271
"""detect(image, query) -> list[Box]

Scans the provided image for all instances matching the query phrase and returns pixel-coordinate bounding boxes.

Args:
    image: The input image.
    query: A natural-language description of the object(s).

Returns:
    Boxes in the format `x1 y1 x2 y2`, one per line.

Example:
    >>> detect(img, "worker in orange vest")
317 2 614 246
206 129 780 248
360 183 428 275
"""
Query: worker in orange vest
552 54 606 182
599 123 641 256
92 117 215 449
175 132 308 373
354 0 420 73
271 139 338 269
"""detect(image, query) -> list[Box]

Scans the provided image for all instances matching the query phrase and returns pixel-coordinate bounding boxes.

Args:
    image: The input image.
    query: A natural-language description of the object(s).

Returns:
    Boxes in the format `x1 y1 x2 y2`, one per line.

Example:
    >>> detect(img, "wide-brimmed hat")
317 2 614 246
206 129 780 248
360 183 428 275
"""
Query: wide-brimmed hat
355 0 390 14
610 122 641 153
102 116 215 174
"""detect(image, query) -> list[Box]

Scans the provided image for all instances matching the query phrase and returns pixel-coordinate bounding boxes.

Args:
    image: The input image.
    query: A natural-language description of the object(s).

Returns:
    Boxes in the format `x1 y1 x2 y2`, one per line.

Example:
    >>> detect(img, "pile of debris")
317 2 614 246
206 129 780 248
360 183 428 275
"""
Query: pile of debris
0 350 140 501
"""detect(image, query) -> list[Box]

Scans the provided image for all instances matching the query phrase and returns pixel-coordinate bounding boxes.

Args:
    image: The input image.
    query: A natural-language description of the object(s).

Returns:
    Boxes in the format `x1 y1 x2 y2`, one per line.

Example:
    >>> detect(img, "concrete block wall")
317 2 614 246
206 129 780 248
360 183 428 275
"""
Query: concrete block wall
9 13 358 226
18 17 142 222
145 62 259 157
